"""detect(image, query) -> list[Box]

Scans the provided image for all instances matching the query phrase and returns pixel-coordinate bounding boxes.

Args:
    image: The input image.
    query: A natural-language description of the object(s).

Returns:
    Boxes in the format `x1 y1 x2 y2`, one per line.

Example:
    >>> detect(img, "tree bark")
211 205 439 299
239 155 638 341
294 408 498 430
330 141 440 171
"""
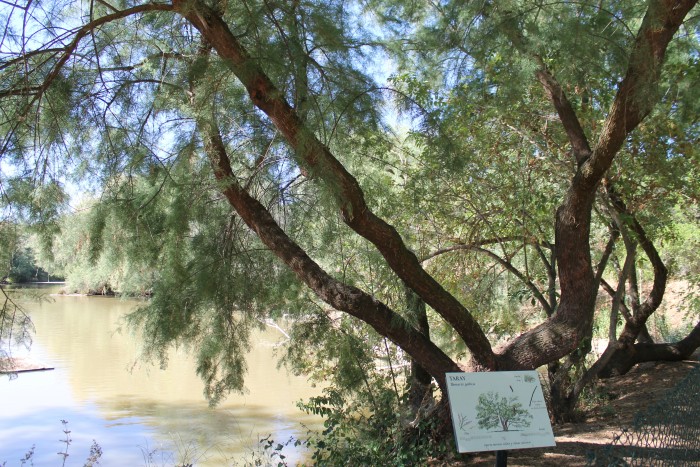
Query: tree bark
171 0 699 377
597 182 668 377
497 0 695 370
195 112 462 388
405 288 433 414
173 0 496 369
603 321 700 375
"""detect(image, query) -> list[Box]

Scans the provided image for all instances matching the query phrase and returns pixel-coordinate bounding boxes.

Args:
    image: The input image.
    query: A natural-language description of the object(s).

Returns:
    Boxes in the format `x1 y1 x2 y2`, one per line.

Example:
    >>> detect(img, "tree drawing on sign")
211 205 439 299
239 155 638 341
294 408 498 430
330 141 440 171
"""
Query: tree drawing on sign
476 391 533 432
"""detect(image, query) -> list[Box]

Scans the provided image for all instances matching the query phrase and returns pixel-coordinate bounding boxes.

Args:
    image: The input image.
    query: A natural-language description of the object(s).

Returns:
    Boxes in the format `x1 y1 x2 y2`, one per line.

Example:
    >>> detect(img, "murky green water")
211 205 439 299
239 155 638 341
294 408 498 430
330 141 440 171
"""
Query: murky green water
0 286 320 466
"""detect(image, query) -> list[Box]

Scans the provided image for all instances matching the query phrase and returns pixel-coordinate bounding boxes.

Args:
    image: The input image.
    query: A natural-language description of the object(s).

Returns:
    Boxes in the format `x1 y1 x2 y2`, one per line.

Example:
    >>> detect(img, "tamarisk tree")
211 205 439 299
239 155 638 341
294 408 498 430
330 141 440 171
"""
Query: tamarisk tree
1 0 699 420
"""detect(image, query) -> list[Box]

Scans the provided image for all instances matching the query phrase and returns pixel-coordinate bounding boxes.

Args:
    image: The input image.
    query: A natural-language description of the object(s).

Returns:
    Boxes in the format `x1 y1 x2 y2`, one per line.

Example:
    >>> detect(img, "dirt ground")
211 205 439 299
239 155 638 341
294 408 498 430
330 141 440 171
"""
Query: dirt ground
458 354 700 466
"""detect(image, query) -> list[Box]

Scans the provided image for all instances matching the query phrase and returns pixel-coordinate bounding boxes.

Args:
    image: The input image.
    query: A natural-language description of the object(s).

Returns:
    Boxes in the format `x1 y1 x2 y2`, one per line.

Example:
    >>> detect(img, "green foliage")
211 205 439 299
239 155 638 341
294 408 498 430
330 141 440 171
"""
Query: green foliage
8 247 37 283
650 312 695 344
663 211 700 278
2 0 700 457
475 390 533 432
0 223 56 284
300 381 450 466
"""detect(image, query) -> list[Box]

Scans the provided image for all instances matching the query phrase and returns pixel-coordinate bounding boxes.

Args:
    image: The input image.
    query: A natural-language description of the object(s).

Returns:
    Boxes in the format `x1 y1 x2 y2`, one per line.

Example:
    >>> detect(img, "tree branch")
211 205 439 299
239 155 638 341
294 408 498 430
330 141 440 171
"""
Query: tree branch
196 113 462 387
605 181 668 345
426 241 554 317
0 3 175 157
498 0 694 372
586 0 698 188
535 68 592 164
421 236 545 262
174 0 496 368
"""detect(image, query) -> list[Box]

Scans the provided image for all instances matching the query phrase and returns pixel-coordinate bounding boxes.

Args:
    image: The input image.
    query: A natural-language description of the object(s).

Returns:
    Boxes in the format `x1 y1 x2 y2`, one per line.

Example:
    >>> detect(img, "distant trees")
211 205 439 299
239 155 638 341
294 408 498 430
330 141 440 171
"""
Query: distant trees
0 226 56 283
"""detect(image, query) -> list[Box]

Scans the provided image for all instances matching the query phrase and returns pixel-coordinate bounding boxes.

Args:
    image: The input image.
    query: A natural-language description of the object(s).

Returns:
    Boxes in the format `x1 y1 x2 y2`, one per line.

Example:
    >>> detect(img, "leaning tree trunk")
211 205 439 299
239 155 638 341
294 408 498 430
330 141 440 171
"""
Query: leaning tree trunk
495 0 697 373
176 0 697 387
405 288 434 415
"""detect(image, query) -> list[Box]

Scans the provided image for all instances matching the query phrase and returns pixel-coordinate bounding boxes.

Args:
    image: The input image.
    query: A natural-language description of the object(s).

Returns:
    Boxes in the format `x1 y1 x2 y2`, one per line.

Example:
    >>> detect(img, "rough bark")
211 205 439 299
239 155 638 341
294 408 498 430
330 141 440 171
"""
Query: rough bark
607 186 668 347
497 0 696 370
27 0 692 381
195 114 462 387
405 289 433 414
597 182 669 377
173 0 496 369
176 0 697 373
605 321 700 375
547 226 618 421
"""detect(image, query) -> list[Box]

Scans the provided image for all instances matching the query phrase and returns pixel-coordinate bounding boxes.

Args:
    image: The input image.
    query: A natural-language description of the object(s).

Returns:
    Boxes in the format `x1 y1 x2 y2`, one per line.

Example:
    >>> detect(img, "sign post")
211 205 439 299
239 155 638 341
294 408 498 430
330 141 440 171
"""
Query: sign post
445 371 555 466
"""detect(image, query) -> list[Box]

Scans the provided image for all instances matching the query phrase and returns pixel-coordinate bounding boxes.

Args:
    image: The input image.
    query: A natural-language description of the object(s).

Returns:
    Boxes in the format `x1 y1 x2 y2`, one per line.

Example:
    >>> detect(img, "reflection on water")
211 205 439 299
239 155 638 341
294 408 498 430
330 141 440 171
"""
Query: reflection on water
0 288 320 465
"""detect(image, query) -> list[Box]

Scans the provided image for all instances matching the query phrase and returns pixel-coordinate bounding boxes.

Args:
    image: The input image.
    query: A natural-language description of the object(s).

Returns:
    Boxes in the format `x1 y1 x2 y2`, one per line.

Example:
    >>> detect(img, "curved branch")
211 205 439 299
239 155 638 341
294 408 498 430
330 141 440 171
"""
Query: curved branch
602 321 700 376
600 278 634 324
425 240 554 317
627 321 700 363
535 68 592 164
605 181 668 346
586 0 698 188
594 223 620 290
197 114 462 387
421 236 542 262
0 3 175 157
496 0 694 372
1 3 174 103
174 0 496 368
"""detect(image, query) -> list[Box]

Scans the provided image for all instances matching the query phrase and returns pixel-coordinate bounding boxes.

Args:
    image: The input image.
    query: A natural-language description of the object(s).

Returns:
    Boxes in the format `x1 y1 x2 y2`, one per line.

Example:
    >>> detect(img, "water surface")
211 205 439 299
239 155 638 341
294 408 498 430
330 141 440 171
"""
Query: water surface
0 288 320 465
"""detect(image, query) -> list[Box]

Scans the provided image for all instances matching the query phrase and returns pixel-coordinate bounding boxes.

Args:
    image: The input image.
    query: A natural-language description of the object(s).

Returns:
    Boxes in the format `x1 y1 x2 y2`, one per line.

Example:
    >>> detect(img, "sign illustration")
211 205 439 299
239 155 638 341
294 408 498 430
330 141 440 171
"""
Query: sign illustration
445 371 555 453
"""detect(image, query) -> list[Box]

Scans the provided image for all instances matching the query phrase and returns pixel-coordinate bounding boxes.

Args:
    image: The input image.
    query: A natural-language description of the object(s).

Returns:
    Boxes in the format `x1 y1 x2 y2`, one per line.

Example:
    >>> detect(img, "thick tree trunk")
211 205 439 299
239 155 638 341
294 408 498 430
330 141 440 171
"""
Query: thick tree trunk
495 0 696 370
193 103 462 388
602 321 700 376
175 0 697 380
405 289 433 414
496 190 596 370
174 0 497 369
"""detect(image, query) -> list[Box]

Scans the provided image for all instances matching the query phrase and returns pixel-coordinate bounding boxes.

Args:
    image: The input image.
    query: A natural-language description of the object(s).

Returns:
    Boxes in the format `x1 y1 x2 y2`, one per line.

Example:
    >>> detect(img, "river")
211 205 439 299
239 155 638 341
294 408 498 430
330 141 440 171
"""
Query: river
0 286 321 466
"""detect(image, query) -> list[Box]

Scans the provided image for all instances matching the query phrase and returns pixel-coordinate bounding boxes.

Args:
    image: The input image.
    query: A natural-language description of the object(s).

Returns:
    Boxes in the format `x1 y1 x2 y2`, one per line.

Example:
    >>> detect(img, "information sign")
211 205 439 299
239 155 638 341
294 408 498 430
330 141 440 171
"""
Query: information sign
445 371 556 453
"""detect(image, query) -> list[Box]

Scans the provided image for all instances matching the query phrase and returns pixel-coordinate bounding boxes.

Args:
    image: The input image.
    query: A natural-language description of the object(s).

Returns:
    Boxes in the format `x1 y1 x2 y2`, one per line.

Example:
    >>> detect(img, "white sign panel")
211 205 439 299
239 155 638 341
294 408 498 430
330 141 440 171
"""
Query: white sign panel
445 371 555 453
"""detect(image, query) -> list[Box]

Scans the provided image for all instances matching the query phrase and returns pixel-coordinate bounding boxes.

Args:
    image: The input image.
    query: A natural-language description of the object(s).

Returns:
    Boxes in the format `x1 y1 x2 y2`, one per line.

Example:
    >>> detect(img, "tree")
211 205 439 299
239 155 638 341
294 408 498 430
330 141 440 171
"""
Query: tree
1 0 699 428
475 391 532 432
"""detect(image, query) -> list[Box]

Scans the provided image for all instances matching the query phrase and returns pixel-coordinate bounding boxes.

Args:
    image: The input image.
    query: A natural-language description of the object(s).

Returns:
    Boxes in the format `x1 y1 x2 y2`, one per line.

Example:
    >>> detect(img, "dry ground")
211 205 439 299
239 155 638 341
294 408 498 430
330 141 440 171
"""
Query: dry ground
458 353 700 466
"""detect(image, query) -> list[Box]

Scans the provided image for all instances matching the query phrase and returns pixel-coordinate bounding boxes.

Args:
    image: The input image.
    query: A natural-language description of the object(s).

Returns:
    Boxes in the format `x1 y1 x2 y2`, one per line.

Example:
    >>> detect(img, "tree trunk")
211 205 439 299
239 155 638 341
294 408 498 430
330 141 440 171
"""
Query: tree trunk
176 0 696 381
601 321 700 376
406 288 434 415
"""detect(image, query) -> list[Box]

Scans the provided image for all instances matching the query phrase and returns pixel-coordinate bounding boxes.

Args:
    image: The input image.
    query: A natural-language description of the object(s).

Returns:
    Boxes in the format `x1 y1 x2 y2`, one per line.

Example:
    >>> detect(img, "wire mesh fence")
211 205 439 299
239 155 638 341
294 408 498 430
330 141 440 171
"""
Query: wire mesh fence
591 363 700 466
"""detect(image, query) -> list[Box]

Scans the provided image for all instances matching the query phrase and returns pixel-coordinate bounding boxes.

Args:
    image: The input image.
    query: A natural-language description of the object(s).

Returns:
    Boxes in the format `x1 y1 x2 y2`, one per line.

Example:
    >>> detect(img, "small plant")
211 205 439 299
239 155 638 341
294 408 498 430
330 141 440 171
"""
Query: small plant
138 434 212 467
19 445 35 466
84 440 103 467
2 421 102 467
578 384 619 420
58 419 71 466
57 420 103 467
299 380 453 466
